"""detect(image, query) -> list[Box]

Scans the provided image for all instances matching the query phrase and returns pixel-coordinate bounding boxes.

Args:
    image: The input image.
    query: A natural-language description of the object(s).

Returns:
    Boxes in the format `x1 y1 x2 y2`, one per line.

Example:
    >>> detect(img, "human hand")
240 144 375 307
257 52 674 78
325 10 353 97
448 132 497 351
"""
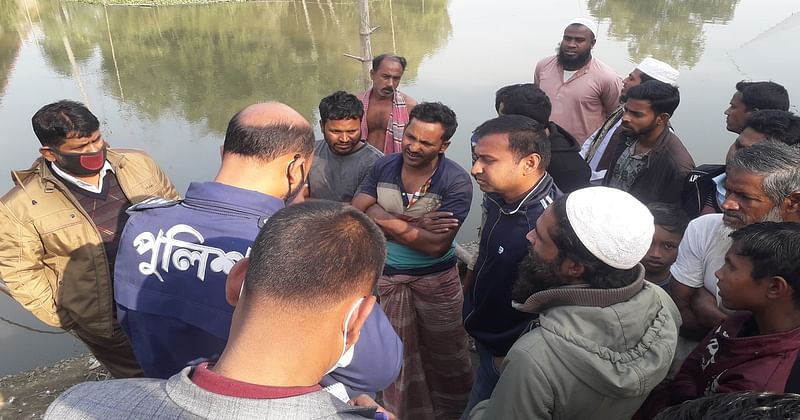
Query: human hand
409 211 460 233
348 394 397 420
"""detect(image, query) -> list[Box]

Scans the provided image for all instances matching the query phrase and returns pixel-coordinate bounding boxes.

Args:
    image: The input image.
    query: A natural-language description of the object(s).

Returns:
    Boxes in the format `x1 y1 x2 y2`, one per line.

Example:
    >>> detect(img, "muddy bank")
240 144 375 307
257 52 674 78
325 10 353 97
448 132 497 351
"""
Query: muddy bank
0 354 109 419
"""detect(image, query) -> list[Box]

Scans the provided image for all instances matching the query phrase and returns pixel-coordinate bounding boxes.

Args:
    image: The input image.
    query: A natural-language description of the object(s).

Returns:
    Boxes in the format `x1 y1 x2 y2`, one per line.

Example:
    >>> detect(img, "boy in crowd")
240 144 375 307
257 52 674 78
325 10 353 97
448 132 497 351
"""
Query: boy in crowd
643 203 689 289
643 222 800 417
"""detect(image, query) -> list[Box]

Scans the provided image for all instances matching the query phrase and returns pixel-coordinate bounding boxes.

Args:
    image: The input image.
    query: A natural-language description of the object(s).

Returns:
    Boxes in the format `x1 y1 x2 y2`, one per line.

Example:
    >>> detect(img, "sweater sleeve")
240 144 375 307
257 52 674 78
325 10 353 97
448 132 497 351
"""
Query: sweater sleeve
469 344 554 420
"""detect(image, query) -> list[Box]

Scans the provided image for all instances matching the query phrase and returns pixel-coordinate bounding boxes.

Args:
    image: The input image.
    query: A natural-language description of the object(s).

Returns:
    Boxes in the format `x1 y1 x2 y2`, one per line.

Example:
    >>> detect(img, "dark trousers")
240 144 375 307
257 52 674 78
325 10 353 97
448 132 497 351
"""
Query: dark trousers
72 321 143 378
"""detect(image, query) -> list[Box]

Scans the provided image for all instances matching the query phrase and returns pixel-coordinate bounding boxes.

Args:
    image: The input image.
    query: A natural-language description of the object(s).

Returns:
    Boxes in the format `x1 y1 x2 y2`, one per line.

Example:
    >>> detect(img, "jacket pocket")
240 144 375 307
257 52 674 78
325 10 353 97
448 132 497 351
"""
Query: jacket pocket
35 208 83 234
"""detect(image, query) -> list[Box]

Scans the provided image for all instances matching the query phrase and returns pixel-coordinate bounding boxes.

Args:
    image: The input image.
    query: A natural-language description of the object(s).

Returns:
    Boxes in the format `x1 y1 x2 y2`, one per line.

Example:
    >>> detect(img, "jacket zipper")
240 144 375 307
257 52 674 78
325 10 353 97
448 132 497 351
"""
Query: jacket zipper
463 205 503 326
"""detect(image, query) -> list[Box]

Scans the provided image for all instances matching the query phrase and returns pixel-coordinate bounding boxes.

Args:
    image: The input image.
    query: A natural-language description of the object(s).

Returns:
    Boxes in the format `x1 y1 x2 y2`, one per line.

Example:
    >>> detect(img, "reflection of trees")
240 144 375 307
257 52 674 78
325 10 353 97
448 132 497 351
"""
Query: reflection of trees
35 0 451 132
588 0 739 67
0 1 24 100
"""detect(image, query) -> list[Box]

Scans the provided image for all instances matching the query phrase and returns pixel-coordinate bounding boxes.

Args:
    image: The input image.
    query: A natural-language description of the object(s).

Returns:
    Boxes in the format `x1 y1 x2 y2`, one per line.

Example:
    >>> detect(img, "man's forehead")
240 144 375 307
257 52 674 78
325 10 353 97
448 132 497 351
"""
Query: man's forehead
377 59 404 73
564 24 592 37
725 168 764 190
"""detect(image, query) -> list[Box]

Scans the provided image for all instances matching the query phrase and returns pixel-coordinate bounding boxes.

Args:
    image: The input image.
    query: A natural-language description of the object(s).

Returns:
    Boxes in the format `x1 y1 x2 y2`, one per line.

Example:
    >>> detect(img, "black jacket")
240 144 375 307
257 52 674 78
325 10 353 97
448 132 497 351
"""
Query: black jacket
681 164 725 219
603 127 695 205
547 122 591 193
463 174 558 356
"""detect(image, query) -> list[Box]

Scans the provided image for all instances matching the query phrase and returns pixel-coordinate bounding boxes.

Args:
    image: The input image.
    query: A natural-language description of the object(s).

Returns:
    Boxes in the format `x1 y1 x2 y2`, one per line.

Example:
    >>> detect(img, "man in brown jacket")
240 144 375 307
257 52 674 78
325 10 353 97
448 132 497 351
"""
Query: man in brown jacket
0 100 179 377
603 80 694 205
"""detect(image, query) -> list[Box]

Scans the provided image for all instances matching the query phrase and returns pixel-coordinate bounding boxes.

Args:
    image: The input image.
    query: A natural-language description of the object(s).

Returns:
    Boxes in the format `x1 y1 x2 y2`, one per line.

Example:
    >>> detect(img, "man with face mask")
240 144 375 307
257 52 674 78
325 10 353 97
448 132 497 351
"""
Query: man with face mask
469 187 681 420
603 80 694 205
47 201 396 419
112 102 402 398
534 18 622 144
0 100 179 378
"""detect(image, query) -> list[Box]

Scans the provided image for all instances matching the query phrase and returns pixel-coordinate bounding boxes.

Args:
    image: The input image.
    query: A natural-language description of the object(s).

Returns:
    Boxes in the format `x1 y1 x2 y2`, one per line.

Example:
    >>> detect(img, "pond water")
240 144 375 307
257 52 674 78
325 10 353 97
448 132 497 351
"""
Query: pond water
0 0 799 376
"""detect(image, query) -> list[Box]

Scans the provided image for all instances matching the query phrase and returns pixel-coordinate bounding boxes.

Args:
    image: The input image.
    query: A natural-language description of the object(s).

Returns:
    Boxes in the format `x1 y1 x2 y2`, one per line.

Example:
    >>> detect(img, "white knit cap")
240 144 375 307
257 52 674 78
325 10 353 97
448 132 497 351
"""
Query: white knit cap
565 187 654 270
636 57 680 86
567 17 599 37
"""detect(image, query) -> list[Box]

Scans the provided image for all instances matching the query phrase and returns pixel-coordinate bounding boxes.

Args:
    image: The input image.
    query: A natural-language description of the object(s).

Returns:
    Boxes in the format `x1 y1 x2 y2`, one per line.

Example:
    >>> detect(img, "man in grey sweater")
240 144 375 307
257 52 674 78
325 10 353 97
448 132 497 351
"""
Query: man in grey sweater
46 201 394 420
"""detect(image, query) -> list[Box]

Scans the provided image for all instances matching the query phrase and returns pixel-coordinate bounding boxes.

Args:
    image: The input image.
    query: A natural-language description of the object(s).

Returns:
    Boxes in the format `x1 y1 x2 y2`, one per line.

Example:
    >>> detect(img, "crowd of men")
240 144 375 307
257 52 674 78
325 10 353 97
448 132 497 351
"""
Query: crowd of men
1 16 800 420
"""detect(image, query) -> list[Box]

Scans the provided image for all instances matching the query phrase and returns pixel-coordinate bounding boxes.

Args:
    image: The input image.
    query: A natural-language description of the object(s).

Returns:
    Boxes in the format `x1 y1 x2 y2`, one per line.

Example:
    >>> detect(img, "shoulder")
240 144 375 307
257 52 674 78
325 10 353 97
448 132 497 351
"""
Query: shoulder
399 91 417 107
590 58 621 79
373 153 403 171
438 158 473 189
689 213 724 235
359 143 385 160
46 378 172 419
127 196 181 213
536 55 558 67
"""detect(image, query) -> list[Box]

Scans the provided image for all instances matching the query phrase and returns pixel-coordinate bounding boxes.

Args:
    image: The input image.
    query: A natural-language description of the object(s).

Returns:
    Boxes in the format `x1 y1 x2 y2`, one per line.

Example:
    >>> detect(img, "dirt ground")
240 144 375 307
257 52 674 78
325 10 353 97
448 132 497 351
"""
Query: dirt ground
0 354 109 419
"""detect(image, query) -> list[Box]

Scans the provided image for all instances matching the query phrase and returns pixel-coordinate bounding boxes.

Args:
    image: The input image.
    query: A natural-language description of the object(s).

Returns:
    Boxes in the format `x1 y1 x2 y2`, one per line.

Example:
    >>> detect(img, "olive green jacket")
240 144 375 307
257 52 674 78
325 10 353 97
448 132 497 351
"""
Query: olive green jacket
0 149 179 337
470 268 682 420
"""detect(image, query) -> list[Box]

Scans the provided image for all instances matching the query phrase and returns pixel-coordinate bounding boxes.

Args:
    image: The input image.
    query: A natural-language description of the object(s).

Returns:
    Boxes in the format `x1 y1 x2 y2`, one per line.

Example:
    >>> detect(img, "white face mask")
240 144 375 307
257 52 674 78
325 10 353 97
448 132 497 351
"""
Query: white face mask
325 297 364 375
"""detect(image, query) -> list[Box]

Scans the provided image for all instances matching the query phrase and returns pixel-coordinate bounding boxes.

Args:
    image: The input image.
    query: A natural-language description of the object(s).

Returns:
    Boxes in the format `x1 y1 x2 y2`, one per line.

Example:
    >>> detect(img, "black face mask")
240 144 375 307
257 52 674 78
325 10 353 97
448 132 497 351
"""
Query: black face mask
284 154 306 204
51 145 107 176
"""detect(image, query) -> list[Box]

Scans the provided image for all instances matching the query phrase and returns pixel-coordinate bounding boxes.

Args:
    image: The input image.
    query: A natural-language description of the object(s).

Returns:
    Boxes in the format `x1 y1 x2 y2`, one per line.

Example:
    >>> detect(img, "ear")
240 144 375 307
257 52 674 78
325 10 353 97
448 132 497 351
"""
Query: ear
439 141 451 154
225 258 249 306
369 69 375 78
344 295 376 348
783 191 800 220
656 113 671 126
591 38 597 47
766 275 791 301
39 147 58 163
521 153 543 174
287 156 308 185
561 257 586 283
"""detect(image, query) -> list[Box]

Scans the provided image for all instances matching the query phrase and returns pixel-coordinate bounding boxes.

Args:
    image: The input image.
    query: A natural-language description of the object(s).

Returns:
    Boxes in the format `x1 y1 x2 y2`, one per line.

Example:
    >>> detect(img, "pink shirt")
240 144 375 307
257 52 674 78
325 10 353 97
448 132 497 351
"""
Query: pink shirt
534 55 622 144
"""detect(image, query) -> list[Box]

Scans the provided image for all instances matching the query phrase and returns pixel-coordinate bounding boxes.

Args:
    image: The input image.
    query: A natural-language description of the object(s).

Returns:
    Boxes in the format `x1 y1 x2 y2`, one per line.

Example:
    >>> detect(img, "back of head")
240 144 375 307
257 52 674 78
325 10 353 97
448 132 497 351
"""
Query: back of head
744 110 800 147
552 186 654 288
654 392 800 420
31 100 99 147
372 54 407 71
727 140 800 206
223 102 314 161
243 201 386 308
409 101 458 141
494 83 552 125
319 91 363 123
647 202 689 236
625 80 681 116
730 222 800 305
736 80 790 112
474 114 551 167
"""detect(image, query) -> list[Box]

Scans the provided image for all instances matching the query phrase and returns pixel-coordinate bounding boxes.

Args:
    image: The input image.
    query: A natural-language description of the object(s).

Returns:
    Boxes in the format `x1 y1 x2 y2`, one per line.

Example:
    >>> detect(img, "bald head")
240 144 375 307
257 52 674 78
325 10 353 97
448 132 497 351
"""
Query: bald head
237 102 310 130
223 101 314 161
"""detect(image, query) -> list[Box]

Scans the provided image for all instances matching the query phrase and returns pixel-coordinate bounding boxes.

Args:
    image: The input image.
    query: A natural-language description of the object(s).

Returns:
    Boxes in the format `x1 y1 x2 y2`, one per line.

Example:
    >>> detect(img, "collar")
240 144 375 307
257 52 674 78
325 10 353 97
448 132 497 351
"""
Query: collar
183 182 285 220
713 172 727 207
50 161 114 194
190 363 322 399
486 172 555 214
511 264 646 313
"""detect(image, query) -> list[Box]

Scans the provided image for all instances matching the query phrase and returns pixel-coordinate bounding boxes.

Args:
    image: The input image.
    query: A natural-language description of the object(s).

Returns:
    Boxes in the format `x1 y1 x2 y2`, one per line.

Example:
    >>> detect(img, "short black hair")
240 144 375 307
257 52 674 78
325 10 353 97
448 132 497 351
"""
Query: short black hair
654 392 800 420
625 80 681 116
408 102 458 142
31 100 100 147
319 91 363 124
735 80 790 112
647 202 689 235
494 83 552 125
223 111 314 160
372 54 407 72
474 114 551 167
730 222 800 306
550 195 639 289
744 110 800 147
244 201 386 307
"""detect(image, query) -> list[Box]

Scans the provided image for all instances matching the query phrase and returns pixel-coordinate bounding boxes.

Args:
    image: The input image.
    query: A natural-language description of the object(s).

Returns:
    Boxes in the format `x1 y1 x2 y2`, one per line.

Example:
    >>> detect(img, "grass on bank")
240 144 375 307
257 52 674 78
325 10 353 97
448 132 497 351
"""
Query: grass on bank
74 0 275 6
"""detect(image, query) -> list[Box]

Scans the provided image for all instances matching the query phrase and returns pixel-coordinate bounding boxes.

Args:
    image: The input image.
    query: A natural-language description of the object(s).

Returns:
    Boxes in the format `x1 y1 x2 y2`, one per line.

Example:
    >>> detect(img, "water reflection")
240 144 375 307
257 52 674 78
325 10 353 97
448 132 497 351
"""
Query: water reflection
0 1 23 101
33 0 452 132
588 0 739 67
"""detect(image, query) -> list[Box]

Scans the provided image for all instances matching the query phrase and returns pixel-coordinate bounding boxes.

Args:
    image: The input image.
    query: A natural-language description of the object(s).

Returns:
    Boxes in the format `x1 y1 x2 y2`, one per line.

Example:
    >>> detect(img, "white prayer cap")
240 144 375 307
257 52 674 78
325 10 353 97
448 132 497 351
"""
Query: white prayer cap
636 57 680 86
565 187 654 270
567 17 599 37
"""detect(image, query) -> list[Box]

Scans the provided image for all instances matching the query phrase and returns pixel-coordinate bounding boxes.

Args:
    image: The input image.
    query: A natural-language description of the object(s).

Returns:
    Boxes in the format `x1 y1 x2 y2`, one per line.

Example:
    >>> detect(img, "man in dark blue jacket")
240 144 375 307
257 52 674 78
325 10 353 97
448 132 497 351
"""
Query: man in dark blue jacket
113 102 402 398
462 115 558 417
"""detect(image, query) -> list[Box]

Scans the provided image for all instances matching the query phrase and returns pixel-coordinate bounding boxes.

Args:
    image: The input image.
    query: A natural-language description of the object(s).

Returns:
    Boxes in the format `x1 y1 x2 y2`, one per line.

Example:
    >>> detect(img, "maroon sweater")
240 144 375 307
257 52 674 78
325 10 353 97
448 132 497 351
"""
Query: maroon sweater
57 169 132 280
